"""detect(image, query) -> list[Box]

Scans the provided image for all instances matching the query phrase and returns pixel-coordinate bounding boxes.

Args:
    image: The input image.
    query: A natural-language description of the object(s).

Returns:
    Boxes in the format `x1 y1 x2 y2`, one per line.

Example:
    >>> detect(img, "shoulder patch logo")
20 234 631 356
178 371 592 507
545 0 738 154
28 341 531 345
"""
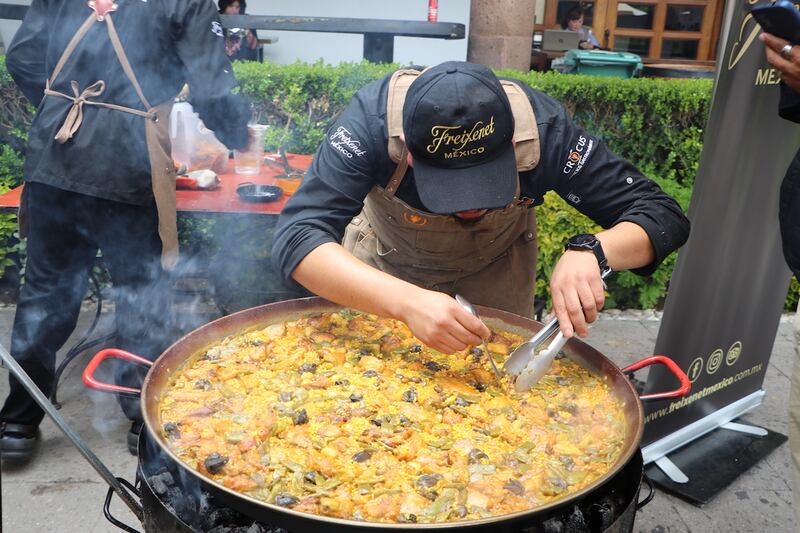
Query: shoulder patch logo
211 21 224 37
562 134 595 178
329 126 367 159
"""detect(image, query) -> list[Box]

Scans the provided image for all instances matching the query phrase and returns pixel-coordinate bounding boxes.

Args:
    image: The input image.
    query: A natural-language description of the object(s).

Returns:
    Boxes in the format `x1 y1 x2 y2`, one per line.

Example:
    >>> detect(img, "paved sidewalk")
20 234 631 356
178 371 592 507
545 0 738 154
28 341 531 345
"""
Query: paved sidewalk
0 305 794 532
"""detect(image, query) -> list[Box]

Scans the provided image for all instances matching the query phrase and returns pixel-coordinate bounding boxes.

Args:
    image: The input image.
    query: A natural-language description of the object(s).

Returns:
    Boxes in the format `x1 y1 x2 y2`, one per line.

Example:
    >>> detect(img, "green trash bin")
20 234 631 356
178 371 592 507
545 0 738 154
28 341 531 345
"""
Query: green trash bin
555 50 643 78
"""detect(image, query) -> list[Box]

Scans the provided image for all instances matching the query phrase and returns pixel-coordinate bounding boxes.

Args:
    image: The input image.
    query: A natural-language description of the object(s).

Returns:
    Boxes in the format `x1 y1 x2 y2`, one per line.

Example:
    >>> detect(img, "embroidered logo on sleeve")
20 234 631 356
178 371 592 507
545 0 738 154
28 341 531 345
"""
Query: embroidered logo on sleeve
211 21 223 37
562 134 596 178
329 126 367 159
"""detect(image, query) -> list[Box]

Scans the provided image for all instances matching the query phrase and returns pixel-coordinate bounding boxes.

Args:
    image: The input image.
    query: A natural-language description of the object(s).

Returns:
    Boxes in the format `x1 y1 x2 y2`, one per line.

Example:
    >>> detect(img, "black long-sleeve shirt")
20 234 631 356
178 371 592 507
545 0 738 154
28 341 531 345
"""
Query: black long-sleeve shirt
272 71 690 281
778 83 800 279
6 0 250 205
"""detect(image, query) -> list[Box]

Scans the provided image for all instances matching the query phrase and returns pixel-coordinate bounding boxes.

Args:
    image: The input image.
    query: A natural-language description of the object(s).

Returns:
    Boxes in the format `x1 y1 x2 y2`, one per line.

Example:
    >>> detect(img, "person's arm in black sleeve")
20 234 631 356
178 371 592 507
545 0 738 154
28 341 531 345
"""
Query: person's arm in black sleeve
531 90 689 338
779 83 800 123
541 104 689 274
5 0 49 107
271 94 378 282
173 0 249 149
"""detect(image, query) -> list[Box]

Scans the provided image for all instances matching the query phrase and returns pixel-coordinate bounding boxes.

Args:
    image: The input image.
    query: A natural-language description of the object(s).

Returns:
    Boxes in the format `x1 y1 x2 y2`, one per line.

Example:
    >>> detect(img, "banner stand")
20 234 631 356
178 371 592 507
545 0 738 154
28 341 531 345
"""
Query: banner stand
641 390 787 499
643 416 786 504
642 390 766 474
639 0 798 504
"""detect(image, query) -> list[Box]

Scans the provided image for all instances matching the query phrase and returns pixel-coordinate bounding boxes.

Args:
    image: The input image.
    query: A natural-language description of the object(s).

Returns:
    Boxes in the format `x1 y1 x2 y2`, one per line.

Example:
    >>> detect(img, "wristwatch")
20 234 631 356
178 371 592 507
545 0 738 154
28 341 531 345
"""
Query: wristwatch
565 233 608 271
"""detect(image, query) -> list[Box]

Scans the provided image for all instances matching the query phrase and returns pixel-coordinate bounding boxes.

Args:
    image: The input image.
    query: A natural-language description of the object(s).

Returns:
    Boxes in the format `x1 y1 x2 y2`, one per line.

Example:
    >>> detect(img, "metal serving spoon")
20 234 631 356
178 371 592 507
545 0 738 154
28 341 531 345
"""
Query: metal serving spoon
454 294 503 381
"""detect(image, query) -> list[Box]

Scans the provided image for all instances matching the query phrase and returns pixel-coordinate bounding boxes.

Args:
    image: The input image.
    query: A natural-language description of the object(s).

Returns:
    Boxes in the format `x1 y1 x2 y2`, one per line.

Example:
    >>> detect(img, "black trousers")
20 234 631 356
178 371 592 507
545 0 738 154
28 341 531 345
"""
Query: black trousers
0 182 174 426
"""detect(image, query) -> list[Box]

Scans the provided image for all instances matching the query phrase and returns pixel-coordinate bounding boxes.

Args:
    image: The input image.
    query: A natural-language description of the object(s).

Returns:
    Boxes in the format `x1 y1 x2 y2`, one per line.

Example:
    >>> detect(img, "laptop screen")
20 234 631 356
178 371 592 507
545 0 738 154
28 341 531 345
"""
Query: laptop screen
541 29 581 51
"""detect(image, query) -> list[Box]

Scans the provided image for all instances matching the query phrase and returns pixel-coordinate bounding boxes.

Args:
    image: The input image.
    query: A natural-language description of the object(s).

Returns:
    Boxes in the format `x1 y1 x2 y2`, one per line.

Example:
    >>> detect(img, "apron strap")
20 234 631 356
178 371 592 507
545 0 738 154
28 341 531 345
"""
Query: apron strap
46 11 152 113
44 11 157 143
384 145 409 199
46 13 97 91
45 85 156 143
105 15 153 111
145 101 180 270
46 80 104 143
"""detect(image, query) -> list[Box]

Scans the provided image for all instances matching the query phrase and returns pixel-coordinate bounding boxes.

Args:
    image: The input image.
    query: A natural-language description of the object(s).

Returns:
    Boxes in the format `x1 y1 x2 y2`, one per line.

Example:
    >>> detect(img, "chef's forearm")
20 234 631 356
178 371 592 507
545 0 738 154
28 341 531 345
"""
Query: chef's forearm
596 221 655 271
291 242 420 321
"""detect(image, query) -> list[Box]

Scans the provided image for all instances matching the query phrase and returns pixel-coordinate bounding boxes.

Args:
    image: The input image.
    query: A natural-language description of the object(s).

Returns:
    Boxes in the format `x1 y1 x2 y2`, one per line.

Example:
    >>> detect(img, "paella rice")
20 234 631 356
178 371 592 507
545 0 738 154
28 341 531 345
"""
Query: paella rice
158 309 627 523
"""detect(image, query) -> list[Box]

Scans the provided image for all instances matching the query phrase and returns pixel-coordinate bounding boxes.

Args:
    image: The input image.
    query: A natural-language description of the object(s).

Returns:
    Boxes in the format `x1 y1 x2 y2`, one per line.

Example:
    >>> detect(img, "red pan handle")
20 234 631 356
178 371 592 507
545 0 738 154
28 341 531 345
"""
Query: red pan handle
621 355 691 401
82 348 154 398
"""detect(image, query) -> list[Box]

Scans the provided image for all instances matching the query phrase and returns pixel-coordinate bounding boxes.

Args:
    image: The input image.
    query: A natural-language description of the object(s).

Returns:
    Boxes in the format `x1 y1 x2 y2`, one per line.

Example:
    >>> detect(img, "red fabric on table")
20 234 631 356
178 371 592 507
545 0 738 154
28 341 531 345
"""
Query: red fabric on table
0 153 313 215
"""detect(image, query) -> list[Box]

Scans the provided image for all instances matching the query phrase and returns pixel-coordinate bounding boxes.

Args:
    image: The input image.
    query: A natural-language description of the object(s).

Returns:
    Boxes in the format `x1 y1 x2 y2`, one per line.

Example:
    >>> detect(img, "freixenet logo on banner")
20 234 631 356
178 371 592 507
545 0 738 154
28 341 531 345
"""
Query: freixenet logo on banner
642 0 800 451
727 0 793 86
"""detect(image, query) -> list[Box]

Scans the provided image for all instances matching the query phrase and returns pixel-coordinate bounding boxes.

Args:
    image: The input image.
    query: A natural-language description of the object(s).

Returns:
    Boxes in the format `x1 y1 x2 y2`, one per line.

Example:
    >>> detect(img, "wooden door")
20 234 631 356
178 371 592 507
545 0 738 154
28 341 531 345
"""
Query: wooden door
604 0 723 60
535 0 724 61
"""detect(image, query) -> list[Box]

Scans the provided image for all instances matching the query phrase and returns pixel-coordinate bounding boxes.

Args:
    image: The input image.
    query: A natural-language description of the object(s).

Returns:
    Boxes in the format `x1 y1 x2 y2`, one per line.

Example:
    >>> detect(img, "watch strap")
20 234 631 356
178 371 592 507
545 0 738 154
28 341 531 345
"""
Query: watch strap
565 234 608 271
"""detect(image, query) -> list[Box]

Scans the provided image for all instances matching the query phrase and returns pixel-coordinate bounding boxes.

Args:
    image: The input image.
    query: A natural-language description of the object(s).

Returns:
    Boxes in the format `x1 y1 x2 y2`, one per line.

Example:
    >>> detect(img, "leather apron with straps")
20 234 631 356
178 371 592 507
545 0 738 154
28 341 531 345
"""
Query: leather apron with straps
343 69 542 317
343 154 537 316
26 0 178 270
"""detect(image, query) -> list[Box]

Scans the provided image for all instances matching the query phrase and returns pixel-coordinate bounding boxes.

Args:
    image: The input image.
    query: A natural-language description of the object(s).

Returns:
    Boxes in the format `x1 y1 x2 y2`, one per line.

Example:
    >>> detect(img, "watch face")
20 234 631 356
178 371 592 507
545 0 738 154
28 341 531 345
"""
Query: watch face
569 233 596 247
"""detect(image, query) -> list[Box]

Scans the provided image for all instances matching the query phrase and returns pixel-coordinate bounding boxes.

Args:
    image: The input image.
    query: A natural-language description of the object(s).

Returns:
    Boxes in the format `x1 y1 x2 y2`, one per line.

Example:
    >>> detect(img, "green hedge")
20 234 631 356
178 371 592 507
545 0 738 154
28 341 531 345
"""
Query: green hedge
0 58 794 309
0 59 30 278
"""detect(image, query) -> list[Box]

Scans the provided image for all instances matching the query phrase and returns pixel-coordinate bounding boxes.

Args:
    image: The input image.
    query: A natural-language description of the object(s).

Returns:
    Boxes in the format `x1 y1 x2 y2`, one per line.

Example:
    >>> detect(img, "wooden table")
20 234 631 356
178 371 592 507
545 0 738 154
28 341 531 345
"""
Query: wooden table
0 153 313 215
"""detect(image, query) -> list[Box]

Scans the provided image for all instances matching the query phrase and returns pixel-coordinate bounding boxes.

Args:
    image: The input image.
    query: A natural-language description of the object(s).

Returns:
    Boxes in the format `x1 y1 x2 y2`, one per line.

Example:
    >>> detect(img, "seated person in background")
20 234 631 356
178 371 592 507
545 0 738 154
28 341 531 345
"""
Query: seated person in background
562 6 600 50
219 0 259 62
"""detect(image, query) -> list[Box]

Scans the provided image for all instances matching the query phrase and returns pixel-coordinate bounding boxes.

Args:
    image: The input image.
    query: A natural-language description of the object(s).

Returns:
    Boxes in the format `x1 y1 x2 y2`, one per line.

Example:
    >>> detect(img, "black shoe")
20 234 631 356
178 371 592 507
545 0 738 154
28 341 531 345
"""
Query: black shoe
0 422 40 462
127 420 142 456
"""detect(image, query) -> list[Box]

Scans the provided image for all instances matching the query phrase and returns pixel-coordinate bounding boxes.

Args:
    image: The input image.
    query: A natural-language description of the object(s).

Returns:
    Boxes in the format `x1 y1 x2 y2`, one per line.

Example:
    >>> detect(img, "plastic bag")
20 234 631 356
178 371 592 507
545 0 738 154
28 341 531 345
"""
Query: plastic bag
170 102 229 174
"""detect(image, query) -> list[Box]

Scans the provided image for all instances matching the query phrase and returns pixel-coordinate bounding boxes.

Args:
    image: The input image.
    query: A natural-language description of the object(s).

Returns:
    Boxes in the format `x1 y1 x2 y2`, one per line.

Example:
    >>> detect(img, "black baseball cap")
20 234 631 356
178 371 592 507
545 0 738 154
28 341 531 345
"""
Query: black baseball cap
403 61 517 214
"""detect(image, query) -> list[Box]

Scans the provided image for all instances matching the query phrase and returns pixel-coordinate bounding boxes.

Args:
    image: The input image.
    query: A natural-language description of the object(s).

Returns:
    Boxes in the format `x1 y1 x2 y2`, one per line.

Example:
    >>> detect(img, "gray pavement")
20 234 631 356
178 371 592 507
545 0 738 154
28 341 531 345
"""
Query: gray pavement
0 305 795 532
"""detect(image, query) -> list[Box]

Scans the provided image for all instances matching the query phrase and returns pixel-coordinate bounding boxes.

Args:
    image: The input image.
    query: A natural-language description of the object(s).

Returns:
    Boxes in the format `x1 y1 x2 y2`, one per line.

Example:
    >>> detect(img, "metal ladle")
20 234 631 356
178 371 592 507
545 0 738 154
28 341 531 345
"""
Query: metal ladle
455 294 503 381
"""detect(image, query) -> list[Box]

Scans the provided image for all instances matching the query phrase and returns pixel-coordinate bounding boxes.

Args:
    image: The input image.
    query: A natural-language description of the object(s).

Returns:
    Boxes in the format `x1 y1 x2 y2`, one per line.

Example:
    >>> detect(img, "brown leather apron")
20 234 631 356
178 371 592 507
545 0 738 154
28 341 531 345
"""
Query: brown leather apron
343 150 538 317
30 2 178 270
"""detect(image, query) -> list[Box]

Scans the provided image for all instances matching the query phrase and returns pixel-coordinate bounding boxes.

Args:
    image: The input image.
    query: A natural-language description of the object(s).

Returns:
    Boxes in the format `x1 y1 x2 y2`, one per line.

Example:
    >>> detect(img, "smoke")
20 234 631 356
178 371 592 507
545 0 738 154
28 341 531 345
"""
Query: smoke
3 0 308 446
83 251 225 429
82 226 301 424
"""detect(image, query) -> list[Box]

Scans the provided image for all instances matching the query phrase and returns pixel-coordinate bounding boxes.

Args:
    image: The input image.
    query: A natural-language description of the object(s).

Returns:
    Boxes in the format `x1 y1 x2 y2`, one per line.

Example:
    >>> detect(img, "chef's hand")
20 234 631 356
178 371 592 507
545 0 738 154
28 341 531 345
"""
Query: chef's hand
550 250 605 338
761 33 800 93
397 288 490 354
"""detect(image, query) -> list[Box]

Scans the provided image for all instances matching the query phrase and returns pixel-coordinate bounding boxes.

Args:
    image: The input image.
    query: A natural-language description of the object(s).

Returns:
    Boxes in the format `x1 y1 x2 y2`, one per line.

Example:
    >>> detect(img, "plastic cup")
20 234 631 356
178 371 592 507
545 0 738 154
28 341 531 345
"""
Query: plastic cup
275 171 304 195
234 124 268 175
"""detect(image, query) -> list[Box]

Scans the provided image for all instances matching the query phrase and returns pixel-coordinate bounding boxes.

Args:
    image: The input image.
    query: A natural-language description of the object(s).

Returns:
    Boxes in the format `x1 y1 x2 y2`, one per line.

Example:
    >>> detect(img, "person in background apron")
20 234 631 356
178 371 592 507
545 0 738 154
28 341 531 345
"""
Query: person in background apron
761 30 800 533
0 0 250 461
272 61 689 354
